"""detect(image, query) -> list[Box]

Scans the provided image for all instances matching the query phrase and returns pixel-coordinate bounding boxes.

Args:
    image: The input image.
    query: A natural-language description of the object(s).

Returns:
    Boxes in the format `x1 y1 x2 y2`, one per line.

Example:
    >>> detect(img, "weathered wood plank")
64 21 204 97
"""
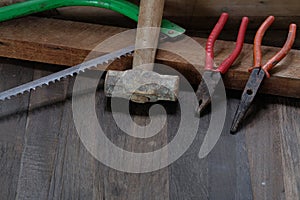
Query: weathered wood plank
98 87 170 199
169 94 253 200
169 95 209 200
15 66 69 199
207 96 253 200
0 17 299 99
278 98 300 200
242 95 286 200
56 5 300 30
0 59 299 199
47 94 103 200
0 58 32 200
41 70 170 199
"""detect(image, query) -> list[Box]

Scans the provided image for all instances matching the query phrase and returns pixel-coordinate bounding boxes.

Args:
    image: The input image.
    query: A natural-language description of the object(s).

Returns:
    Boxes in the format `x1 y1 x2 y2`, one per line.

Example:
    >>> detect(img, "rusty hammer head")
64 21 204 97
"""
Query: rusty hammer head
104 68 179 103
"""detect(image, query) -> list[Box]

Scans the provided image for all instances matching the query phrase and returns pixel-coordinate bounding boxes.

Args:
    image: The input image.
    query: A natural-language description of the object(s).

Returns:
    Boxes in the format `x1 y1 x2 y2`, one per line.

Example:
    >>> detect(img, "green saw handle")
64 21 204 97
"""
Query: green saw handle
0 0 185 38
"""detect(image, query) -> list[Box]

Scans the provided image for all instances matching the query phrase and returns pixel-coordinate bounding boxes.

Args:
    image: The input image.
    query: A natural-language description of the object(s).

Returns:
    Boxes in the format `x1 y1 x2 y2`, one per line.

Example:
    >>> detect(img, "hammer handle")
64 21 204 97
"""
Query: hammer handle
133 0 165 71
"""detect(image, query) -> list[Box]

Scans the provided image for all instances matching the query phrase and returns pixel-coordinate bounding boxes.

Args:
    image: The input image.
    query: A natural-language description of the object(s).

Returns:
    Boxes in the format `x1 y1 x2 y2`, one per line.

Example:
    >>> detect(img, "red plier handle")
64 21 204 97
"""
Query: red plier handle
249 16 297 78
205 13 249 74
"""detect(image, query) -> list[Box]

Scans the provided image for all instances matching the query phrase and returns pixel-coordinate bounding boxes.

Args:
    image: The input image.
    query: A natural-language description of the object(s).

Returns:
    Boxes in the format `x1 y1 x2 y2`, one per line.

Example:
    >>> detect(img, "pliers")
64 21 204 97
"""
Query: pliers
196 13 249 114
230 16 297 133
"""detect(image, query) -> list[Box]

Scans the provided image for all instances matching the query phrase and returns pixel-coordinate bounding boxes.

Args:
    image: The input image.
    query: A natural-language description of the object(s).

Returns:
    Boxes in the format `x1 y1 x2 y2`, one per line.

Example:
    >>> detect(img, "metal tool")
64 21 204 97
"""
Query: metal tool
230 16 297 133
104 0 180 103
195 13 248 114
0 0 184 38
0 1 185 101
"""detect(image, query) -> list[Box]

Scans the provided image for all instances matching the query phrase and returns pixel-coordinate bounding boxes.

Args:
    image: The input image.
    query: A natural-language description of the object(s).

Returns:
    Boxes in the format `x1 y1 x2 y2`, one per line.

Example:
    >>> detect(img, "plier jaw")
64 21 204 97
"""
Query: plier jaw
196 13 249 115
230 16 297 133
230 68 266 133
196 71 222 115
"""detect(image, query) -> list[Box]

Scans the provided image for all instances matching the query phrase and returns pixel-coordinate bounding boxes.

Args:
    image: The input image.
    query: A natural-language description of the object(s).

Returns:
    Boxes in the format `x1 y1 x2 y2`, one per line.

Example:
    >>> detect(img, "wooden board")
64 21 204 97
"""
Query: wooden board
0 58 33 200
0 59 299 199
2 0 300 35
56 4 300 30
0 17 299 98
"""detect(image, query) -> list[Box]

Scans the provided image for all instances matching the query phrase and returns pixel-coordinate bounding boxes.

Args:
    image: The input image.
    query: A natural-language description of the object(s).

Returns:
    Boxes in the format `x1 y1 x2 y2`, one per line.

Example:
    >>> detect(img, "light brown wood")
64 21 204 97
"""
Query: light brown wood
133 0 165 70
0 17 299 98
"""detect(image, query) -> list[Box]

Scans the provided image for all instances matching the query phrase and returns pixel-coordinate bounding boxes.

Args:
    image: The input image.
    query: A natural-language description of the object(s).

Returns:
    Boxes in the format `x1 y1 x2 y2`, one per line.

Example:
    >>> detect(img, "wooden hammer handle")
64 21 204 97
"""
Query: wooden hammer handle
133 0 165 71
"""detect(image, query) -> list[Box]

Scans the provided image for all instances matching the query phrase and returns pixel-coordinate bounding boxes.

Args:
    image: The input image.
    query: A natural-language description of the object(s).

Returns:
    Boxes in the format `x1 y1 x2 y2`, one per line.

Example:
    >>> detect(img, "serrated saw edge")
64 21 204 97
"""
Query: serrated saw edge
0 45 135 101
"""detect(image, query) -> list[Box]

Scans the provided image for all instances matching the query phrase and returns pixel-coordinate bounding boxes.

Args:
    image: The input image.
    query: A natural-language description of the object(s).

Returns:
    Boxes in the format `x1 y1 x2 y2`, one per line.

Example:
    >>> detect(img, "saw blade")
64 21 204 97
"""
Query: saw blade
0 45 135 101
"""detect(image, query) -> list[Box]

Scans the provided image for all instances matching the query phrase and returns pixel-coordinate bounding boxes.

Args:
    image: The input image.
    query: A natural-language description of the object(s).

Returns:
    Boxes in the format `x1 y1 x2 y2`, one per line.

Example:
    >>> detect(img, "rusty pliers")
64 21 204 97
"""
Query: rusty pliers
231 16 297 133
196 13 249 114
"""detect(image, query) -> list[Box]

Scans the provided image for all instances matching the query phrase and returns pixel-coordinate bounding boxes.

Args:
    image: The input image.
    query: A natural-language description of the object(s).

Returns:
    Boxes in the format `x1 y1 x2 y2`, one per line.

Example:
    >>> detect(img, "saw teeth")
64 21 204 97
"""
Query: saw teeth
0 46 134 101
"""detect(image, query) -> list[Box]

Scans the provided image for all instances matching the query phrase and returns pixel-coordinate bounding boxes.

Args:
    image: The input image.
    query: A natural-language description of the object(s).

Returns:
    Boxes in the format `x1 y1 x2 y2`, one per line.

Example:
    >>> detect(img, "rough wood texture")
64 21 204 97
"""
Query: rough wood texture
15 66 69 199
0 17 299 99
53 1 300 31
0 58 33 200
0 59 299 199
133 0 164 70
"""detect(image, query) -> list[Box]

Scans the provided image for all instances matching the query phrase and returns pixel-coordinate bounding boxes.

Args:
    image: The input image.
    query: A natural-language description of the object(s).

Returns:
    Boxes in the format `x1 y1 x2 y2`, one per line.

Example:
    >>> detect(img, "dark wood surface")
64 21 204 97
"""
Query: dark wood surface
0 17 299 99
0 57 299 199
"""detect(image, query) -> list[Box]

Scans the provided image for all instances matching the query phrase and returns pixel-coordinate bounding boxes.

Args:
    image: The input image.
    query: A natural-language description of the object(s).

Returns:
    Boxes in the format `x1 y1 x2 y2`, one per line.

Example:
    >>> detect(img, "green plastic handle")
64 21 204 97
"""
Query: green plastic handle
0 0 185 38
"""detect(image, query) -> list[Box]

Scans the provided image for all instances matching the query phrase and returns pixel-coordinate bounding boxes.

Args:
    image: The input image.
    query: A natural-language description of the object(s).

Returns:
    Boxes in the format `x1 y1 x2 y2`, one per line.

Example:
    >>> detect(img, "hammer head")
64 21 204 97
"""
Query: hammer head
104 69 179 103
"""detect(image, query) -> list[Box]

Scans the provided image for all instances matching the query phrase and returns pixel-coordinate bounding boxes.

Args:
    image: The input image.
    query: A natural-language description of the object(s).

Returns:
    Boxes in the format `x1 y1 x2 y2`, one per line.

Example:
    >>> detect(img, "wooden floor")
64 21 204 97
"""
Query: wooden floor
0 57 299 200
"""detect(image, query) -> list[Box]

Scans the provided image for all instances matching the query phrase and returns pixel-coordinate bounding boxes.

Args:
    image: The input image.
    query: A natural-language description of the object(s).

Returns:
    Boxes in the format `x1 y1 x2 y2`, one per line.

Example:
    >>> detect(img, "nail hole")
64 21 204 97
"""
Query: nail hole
246 89 253 95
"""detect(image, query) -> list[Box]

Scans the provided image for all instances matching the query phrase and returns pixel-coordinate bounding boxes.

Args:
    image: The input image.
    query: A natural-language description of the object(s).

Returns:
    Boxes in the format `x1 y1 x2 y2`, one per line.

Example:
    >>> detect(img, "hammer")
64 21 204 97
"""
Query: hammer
104 0 179 103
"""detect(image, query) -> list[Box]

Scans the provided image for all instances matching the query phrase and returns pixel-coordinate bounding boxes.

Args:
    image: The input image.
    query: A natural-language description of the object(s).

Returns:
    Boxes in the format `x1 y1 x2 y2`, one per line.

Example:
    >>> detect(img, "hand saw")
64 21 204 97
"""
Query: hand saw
0 0 185 101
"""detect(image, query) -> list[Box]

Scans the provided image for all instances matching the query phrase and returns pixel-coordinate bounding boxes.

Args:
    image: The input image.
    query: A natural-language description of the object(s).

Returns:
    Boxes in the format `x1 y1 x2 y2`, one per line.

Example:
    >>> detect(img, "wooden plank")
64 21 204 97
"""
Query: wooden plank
3 0 300 21
59 0 300 19
46 79 104 200
278 98 300 200
15 66 69 199
0 58 32 199
207 97 253 200
169 93 253 199
242 95 286 200
0 17 299 99
99 90 170 199
42 70 170 199
56 5 300 30
169 94 209 200
0 60 299 198
2 0 300 31
162 0 300 17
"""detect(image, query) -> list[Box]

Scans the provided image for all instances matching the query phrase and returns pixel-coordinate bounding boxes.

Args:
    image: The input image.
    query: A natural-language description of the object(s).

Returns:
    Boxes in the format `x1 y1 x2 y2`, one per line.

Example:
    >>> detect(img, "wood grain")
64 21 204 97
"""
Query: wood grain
242 95 286 200
133 0 164 70
0 59 299 199
278 98 300 200
0 58 32 200
53 2 300 31
0 17 299 99
15 67 69 199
